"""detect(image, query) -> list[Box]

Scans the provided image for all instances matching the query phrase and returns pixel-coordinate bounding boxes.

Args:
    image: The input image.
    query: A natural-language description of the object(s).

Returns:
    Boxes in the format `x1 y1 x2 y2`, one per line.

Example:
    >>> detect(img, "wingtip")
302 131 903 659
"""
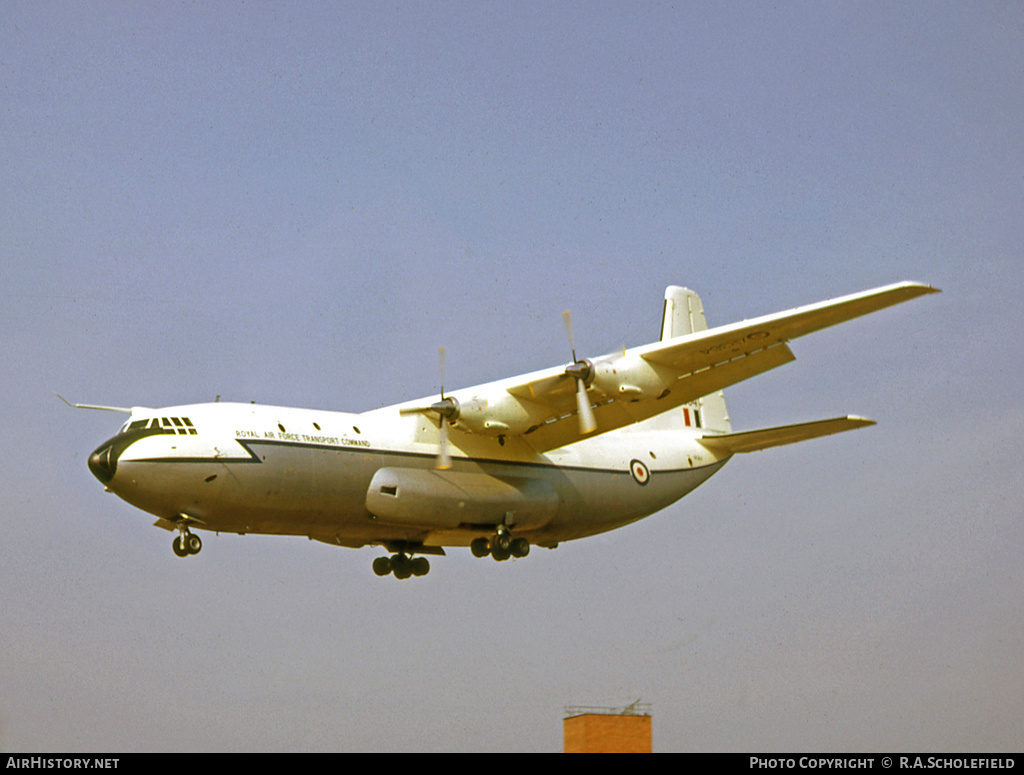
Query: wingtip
844 415 877 427
901 281 942 295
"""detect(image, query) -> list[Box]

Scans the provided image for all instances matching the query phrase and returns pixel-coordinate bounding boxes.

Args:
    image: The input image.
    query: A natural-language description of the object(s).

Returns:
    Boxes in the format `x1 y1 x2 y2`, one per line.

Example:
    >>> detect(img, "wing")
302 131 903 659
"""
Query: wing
389 281 938 453
638 280 938 372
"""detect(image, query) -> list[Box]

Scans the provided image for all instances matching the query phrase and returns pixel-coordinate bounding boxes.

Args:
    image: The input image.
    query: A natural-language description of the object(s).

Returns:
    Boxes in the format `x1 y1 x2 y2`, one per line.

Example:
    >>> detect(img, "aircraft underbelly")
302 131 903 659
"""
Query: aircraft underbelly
530 458 727 542
112 441 728 546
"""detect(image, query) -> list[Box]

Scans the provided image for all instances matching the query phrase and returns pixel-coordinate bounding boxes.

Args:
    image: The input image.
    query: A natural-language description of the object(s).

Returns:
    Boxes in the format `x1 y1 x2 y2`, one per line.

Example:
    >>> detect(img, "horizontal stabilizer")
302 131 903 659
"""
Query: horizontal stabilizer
698 415 876 454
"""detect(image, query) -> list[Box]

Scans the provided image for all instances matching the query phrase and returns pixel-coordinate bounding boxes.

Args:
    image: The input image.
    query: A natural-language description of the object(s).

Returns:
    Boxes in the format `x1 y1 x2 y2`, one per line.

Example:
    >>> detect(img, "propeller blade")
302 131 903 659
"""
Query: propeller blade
436 347 454 468
401 347 458 467
437 416 452 470
438 346 446 398
563 310 596 434
401 347 457 467
576 378 597 434
399 405 432 415
562 310 578 362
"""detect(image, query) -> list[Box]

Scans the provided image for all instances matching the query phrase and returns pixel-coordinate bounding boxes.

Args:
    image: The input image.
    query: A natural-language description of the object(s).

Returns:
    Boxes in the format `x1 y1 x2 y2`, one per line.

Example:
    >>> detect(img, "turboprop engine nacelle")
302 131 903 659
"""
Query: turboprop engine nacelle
453 392 545 436
590 355 677 401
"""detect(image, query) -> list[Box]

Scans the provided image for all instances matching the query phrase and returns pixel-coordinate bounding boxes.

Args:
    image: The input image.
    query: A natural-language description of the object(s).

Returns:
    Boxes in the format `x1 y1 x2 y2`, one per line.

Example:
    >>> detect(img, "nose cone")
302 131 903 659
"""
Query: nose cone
88 441 118 484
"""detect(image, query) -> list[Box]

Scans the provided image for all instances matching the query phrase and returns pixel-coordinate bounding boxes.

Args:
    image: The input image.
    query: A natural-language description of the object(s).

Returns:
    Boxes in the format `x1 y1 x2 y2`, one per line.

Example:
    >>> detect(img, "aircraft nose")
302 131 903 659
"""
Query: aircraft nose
88 441 118 484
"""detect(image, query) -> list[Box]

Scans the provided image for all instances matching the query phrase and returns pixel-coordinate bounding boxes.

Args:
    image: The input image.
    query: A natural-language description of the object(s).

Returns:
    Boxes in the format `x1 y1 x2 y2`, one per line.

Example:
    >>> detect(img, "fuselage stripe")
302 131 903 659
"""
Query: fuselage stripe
125 437 722 477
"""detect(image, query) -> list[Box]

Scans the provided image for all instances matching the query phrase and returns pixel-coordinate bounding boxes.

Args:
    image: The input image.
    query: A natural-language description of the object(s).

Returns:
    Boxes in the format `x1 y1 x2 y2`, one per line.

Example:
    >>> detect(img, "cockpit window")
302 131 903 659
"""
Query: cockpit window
123 417 197 435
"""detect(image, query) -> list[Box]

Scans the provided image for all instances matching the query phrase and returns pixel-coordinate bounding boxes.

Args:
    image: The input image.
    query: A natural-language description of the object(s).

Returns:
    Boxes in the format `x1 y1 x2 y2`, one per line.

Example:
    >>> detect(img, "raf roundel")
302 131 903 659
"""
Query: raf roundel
629 459 650 486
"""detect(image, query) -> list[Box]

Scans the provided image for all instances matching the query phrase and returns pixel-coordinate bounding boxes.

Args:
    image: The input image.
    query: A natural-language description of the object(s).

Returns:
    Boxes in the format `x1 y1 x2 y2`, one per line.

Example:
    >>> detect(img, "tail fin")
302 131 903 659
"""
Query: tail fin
660 285 707 340
652 286 731 433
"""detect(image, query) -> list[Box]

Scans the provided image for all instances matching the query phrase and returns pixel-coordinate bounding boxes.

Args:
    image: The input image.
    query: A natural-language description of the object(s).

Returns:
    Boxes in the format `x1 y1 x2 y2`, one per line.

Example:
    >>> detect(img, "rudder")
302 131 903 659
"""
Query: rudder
658 286 731 433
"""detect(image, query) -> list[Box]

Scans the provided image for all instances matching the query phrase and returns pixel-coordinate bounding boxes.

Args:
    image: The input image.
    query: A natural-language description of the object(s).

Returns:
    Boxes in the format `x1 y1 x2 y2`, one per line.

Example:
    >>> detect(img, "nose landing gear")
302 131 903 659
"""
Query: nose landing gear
172 527 202 557
168 514 207 558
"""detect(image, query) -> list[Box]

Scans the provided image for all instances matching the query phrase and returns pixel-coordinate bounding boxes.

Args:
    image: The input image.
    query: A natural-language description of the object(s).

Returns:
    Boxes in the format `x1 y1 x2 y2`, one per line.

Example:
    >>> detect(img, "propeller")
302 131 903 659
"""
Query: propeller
434 347 454 470
399 347 458 469
562 311 597 435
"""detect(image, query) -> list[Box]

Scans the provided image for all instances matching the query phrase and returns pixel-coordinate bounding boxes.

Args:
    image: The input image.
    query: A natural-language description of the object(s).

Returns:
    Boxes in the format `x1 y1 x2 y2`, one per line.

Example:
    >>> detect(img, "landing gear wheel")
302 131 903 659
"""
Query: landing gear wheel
372 552 430 579
172 523 202 558
491 545 512 562
472 532 529 561
470 537 491 558
391 553 413 580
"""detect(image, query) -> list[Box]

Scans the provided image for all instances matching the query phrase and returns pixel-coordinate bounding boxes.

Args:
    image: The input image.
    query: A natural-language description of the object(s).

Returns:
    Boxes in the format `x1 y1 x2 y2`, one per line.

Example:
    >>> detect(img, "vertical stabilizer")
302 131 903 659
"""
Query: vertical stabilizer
656 286 731 433
661 285 707 340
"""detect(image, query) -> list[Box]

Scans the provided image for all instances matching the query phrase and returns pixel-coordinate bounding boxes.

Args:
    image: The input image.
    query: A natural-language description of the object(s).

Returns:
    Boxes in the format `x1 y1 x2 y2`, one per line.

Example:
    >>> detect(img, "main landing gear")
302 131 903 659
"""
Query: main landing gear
172 526 202 558
470 526 530 562
370 530 530 578
373 553 430 579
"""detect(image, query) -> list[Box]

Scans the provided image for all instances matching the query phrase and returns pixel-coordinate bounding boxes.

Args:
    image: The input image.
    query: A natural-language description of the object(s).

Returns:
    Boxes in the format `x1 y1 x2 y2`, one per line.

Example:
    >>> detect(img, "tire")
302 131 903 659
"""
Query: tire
470 538 491 558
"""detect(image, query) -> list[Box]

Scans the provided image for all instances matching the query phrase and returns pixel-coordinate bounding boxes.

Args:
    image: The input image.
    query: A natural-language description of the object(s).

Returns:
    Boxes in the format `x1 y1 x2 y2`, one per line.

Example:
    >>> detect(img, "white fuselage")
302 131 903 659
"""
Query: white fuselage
90 401 730 551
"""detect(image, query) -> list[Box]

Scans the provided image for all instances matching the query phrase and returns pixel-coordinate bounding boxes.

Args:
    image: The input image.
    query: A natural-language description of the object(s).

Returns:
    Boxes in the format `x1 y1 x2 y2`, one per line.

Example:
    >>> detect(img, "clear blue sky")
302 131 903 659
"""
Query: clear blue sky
2 1 1021 751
